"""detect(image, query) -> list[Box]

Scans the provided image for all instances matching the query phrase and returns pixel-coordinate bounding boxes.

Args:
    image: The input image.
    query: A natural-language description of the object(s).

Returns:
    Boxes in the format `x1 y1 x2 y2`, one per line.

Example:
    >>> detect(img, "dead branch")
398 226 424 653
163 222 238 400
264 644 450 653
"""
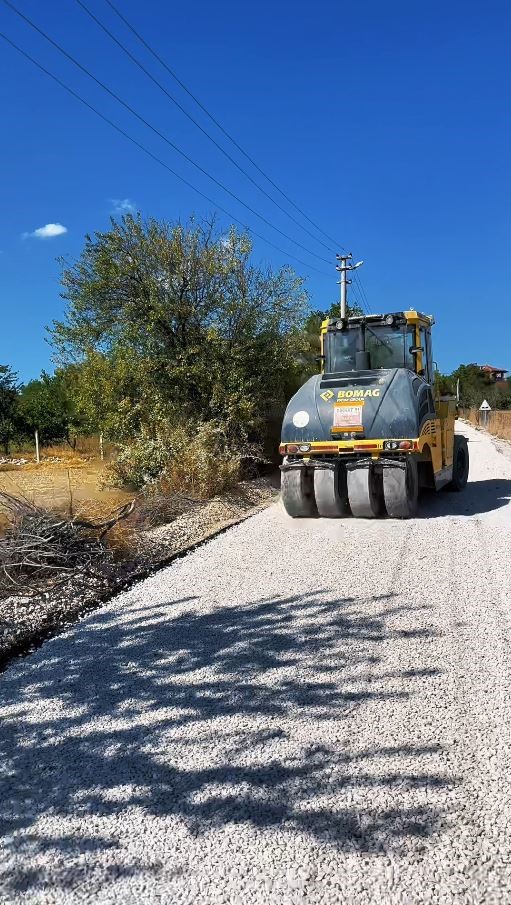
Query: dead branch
73 499 136 539
0 491 136 598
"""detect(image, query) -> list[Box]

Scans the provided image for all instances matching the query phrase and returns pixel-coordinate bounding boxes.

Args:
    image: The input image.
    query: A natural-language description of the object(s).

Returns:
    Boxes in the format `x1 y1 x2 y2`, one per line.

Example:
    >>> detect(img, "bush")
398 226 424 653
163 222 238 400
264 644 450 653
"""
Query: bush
109 421 244 498
165 423 241 499
111 437 172 490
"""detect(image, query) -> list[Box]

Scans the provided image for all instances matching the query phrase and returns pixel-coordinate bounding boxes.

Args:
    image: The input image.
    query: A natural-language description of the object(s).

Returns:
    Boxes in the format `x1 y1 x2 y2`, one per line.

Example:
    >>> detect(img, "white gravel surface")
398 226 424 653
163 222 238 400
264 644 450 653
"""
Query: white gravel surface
1 422 511 904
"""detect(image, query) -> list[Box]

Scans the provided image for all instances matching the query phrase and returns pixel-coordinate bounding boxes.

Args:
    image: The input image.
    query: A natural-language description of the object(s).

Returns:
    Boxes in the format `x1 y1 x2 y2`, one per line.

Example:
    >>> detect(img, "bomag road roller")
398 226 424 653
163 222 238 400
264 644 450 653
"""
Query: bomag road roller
280 305 469 519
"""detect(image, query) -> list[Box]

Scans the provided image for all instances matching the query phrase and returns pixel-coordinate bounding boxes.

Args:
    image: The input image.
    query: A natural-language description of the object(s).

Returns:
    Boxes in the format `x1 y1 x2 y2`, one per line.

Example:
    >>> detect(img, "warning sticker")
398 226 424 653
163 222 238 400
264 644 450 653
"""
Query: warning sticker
333 404 364 430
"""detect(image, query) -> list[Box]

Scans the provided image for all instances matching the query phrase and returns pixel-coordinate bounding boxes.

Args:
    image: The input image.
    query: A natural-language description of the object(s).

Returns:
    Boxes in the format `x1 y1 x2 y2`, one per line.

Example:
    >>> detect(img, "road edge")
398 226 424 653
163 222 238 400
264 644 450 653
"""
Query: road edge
0 496 276 675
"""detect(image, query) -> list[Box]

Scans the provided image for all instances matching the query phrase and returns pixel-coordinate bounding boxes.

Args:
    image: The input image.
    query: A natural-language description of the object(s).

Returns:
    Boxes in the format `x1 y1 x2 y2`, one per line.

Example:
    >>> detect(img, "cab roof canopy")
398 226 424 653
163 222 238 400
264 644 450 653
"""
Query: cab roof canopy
321 310 435 331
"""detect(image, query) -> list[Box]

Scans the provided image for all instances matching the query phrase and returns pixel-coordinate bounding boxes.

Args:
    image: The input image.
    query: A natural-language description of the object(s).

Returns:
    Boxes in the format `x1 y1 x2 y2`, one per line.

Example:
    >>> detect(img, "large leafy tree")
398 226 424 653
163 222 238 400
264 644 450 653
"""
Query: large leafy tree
50 215 310 444
0 365 19 454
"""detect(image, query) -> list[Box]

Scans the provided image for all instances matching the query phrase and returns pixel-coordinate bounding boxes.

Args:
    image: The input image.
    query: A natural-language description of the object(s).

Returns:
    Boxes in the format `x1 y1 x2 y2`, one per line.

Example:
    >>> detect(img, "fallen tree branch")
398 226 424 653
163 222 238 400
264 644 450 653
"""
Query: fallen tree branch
0 492 136 597
73 499 136 540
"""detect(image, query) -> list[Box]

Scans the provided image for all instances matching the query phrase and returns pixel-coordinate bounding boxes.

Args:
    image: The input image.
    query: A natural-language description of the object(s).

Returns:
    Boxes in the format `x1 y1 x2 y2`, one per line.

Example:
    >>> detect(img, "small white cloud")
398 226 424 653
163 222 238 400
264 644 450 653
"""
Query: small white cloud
110 198 135 215
24 223 68 240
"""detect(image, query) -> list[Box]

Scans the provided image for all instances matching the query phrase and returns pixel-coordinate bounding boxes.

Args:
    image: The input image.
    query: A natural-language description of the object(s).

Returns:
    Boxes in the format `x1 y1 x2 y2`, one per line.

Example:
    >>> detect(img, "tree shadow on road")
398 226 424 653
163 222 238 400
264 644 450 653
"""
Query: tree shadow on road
0 588 448 896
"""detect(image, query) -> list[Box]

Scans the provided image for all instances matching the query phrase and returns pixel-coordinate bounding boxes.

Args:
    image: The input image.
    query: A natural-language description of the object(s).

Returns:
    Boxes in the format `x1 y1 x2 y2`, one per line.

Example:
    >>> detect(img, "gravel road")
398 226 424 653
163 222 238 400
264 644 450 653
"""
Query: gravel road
1 422 511 904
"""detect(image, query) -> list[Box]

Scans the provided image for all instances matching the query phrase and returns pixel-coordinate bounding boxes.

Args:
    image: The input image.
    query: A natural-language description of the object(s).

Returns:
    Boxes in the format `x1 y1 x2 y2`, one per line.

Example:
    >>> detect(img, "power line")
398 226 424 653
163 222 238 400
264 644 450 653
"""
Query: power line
1 0 333 268
2 0 371 306
0 29 333 277
357 274 371 313
353 272 370 313
352 275 368 314
352 284 367 314
101 0 372 312
74 0 336 258
103 0 342 254
90 0 372 313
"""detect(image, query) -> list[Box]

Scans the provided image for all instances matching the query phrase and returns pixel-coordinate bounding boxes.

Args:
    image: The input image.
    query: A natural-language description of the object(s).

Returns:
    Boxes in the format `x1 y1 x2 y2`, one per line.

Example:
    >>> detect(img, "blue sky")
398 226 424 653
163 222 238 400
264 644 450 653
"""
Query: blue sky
1 0 510 381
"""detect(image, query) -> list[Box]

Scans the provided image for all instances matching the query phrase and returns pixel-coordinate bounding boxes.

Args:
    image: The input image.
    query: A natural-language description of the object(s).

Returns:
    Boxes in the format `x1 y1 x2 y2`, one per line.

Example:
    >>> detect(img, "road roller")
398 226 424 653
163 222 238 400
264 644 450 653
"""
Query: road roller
279 306 469 519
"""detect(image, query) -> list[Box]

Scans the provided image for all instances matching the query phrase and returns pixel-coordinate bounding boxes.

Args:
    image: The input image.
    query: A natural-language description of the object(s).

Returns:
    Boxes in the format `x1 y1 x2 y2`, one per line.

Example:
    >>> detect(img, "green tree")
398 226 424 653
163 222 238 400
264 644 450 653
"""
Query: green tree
451 363 495 408
0 365 19 454
67 349 154 442
50 215 309 446
434 370 455 396
18 371 76 445
435 363 511 410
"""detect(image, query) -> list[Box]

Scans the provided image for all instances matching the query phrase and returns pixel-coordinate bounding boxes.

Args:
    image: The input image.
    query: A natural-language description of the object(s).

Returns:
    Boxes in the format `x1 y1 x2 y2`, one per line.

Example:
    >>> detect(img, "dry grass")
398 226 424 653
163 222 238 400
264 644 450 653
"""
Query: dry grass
0 454 88 474
0 458 133 524
11 435 115 460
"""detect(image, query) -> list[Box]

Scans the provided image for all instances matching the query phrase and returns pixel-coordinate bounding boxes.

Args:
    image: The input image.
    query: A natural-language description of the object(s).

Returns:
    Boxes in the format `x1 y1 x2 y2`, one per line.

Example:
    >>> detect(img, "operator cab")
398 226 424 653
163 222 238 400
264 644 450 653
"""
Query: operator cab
320 310 435 384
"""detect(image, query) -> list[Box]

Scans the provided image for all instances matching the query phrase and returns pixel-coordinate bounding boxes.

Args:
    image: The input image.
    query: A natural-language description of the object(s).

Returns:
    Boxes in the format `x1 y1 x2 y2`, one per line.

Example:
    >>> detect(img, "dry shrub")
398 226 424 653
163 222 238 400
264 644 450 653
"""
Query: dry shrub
109 422 243 499
0 492 134 597
110 437 171 489
164 430 240 499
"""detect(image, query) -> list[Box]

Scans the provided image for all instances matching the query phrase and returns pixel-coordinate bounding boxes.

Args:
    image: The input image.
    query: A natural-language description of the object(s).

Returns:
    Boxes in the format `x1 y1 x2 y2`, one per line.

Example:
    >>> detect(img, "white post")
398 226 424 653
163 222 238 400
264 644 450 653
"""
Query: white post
99 432 104 461
35 429 40 464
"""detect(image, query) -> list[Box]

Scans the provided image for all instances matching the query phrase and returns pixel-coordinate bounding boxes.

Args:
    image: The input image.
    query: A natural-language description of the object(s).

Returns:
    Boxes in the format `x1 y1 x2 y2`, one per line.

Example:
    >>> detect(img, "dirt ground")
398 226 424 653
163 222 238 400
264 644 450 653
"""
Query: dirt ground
0 455 133 522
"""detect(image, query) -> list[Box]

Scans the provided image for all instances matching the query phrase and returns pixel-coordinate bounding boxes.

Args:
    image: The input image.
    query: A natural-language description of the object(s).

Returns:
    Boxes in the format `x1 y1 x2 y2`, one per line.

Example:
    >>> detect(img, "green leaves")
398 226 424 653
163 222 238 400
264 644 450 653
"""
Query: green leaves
50 215 310 447
18 371 75 444
0 365 20 453
436 363 511 410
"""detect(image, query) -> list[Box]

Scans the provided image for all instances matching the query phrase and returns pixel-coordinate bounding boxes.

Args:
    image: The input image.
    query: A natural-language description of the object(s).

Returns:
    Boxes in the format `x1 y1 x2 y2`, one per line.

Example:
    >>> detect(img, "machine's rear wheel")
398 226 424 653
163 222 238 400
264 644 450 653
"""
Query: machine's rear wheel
313 464 349 518
347 464 382 518
281 468 318 517
383 457 419 518
448 435 469 491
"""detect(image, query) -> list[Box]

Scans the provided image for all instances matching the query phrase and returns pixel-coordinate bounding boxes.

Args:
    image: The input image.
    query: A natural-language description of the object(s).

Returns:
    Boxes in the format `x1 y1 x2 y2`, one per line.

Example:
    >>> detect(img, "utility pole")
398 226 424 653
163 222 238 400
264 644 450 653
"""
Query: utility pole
336 253 364 318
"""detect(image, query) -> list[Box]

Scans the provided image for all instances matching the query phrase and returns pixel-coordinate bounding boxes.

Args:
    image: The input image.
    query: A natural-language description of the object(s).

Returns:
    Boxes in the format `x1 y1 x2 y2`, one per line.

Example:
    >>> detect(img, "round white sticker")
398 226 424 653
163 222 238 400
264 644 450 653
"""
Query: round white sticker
292 410 310 428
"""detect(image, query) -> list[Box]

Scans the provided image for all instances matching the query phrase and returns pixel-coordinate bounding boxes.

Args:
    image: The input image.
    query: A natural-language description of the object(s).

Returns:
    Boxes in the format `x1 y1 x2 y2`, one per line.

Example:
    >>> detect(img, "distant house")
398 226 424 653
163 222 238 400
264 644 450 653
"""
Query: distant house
479 365 508 382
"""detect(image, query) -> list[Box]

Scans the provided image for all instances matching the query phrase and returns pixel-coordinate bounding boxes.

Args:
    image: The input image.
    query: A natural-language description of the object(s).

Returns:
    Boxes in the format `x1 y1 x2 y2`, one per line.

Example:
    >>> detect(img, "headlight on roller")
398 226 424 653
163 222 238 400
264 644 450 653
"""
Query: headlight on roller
384 440 413 451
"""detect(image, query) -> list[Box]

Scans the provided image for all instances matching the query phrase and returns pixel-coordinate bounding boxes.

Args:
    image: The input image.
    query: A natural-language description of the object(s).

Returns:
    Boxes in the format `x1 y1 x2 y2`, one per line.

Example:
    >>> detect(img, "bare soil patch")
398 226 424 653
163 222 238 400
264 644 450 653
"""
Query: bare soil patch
0 455 132 520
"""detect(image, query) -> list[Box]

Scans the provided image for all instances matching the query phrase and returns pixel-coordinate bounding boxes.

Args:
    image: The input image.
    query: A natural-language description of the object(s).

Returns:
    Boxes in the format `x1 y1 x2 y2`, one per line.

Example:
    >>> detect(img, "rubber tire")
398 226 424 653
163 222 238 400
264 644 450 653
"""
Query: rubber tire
449 435 469 491
347 464 382 518
314 465 349 518
281 468 318 517
383 456 419 518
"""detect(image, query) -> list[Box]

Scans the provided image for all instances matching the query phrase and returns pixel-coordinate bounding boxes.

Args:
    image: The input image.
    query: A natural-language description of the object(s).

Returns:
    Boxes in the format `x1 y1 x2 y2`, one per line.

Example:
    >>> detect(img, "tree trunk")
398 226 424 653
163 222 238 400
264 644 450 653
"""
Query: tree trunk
99 432 104 461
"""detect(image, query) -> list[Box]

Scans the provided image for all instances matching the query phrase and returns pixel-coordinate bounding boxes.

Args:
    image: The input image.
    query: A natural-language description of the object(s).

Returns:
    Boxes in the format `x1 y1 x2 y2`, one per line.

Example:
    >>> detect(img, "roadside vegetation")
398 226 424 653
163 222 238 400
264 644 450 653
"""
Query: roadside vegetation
2 211 508 480
1 214 334 485
436 363 511 409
